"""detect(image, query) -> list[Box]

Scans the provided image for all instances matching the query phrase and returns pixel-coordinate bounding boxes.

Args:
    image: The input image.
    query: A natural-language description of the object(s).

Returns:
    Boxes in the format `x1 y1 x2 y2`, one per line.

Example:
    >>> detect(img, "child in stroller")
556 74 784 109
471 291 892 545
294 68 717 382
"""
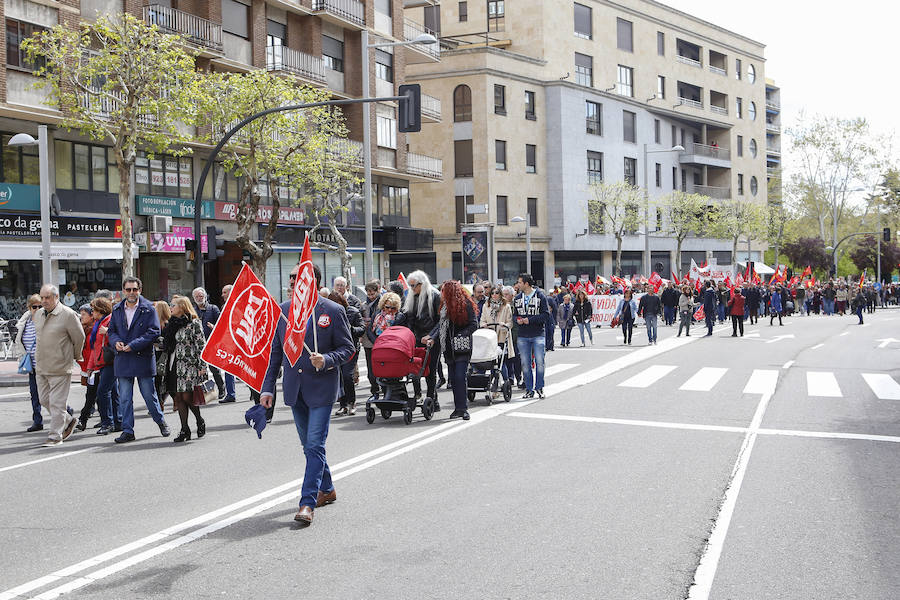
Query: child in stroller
365 326 437 425
466 323 512 405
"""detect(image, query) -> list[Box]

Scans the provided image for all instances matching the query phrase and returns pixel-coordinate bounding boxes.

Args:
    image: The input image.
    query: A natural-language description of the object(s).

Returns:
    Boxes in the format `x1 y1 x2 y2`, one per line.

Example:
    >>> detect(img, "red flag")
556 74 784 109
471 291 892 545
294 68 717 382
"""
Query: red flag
744 262 751 280
284 234 319 367
859 269 866 288
752 269 760 284
735 272 745 287
397 272 409 291
648 272 663 292
724 275 733 290
801 265 812 279
695 278 702 295
789 276 799 287
586 281 596 295
693 304 705 321
671 270 680 285
200 263 282 393
595 275 602 287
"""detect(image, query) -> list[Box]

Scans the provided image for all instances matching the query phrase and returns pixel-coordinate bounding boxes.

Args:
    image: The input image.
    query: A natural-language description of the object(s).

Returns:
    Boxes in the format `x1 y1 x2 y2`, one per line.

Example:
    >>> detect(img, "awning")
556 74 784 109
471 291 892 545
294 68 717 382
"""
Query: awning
0 241 137 261
737 261 775 275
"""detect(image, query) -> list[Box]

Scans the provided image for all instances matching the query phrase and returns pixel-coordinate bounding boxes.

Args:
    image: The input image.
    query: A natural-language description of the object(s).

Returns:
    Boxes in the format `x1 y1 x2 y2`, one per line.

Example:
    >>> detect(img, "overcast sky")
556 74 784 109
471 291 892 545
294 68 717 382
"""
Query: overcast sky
659 0 900 173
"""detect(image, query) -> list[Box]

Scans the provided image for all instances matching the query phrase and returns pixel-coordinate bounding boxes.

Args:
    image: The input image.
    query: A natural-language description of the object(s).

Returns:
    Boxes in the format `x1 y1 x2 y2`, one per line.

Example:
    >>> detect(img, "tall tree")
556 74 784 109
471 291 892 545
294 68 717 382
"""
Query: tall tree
659 191 710 275
587 181 642 276
781 237 831 274
710 199 767 268
848 235 900 278
24 14 197 277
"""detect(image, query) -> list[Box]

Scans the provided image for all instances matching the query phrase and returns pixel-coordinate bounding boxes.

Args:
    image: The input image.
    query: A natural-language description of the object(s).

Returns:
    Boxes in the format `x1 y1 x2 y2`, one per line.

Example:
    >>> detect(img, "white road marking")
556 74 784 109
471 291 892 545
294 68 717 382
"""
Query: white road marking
0 449 94 474
862 373 900 400
618 365 677 388
765 334 795 344
781 360 794 369
679 367 728 392
756 428 900 444
806 371 842 397
742 369 779 395
876 337 900 348
543 363 578 377
743 333 760 338
810 343 825 350
839 332 850 337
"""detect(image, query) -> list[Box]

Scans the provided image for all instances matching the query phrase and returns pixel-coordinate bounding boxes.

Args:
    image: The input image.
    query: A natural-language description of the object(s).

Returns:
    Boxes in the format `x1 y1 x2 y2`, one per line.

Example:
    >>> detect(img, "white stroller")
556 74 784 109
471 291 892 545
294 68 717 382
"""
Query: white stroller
466 324 512 404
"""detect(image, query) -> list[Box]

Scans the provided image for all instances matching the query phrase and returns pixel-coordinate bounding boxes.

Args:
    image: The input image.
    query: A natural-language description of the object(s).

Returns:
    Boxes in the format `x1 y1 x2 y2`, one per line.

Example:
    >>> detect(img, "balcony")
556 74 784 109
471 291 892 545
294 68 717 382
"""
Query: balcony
677 96 703 110
312 0 365 29
766 100 780 111
376 147 396 169
79 85 158 126
421 92 441 122
766 145 781 157
327 137 363 165
406 152 442 180
694 185 731 200
708 65 726 76
265 45 326 85
676 55 702 68
404 18 440 63
143 5 223 53
679 142 731 168
710 104 728 116
766 122 781 133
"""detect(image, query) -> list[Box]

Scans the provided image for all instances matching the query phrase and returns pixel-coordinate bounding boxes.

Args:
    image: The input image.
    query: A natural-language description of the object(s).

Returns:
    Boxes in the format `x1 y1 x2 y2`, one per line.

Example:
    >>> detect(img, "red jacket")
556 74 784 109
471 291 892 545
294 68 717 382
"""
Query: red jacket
85 315 112 372
727 293 745 316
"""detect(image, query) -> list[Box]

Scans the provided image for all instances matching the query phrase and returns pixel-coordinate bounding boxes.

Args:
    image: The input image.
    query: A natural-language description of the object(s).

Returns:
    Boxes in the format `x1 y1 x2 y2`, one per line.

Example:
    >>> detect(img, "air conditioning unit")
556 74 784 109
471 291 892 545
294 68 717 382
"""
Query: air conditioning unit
151 215 172 233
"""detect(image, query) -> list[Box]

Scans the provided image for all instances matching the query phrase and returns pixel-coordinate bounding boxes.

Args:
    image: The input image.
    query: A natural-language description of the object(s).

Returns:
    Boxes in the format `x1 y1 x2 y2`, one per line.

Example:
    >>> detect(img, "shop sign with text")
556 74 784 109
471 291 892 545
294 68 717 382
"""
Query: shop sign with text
136 196 214 219
215 202 305 225
0 183 40 212
143 226 208 253
0 214 123 239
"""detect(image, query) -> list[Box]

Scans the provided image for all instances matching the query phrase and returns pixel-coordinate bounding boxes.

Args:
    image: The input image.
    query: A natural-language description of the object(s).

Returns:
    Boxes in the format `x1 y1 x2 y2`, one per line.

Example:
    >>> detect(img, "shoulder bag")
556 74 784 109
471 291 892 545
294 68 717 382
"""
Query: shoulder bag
193 377 217 406
17 335 36 374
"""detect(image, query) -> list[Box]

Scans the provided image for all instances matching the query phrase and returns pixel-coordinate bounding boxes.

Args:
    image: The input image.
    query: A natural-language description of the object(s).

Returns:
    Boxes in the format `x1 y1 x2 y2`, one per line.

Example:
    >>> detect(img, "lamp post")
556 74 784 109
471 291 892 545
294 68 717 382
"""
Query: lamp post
8 127 51 283
643 144 684 277
360 30 437 282
510 214 531 275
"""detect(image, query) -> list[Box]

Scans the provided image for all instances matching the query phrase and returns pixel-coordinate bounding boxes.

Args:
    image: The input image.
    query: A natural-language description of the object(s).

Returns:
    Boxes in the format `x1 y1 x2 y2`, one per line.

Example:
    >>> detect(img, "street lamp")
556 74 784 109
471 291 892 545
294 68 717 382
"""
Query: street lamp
643 144 684 277
8 127 51 283
510 214 531 276
361 31 438 282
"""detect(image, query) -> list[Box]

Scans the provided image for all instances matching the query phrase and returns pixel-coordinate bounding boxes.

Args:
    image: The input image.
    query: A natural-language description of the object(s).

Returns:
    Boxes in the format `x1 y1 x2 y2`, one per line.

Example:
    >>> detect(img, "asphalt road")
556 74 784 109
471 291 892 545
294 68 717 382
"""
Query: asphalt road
0 309 898 599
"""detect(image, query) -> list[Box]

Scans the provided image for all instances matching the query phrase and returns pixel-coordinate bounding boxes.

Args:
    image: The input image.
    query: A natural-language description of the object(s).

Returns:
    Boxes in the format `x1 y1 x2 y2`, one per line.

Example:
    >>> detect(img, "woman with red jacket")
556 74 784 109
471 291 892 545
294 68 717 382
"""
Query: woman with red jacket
727 290 746 337
84 297 119 435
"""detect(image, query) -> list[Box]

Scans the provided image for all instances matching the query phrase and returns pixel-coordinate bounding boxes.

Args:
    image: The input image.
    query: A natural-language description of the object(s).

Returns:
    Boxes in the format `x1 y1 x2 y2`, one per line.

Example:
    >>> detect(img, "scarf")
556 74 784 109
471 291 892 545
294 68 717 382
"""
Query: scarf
90 320 101 348
163 315 190 354
373 311 396 337
438 306 450 354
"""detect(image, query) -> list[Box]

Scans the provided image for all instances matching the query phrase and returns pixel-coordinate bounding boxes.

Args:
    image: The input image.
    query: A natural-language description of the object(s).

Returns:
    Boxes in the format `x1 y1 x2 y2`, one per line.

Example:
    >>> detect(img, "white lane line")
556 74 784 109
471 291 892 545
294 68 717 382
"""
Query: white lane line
679 367 728 392
862 373 900 400
742 369 779 395
839 332 850 337
810 343 825 350
0 449 94 474
510 412 747 434
543 363 578 377
744 333 760 338
781 360 794 369
806 371 842 397
756 428 900 444
618 365 677 388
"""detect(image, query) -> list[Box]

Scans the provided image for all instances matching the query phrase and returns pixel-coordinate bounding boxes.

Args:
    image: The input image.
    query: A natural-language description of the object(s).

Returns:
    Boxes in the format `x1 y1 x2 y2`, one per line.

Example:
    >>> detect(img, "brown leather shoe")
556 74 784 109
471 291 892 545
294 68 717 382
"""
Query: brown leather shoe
316 489 337 508
62 416 78 441
294 505 313 525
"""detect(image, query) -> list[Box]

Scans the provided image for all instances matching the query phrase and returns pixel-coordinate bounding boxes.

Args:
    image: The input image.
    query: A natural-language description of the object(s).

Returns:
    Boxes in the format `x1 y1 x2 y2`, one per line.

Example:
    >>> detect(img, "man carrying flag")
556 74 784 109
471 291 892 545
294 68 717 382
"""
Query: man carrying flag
260 235 355 527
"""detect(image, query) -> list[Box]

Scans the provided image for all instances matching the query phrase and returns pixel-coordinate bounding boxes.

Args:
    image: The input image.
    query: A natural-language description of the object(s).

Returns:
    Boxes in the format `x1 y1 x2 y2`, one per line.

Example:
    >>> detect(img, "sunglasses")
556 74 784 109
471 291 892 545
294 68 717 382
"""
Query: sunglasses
31 304 40 309
491 291 502 295
384 306 398 311
124 287 140 292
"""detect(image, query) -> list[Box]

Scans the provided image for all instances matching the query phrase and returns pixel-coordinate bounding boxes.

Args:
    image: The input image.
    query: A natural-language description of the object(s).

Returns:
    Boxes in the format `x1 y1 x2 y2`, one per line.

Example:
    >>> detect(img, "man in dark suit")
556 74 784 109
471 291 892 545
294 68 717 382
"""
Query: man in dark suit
261 263 354 526
702 281 717 337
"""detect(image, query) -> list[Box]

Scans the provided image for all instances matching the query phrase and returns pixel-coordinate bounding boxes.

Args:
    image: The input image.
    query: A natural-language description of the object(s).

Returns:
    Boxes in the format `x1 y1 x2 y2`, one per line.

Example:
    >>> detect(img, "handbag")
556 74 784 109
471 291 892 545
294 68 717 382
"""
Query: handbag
102 343 116 365
451 332 471 354
193 378 217 406
17 352 33 374
610 317 620 328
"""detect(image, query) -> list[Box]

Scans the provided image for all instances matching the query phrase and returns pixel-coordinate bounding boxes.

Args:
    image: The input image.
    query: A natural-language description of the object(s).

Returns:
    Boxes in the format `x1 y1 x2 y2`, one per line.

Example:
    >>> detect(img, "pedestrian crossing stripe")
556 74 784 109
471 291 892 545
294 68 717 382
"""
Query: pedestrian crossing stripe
862 374 900 400
619 365 678 388
807 371 842 397
679 367 728 392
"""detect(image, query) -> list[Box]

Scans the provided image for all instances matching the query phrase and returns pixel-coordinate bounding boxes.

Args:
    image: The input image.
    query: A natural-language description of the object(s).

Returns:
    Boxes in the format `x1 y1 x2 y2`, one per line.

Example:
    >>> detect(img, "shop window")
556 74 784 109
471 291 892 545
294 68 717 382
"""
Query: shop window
1 133 39 185
54 140 116 193
135 151 193 199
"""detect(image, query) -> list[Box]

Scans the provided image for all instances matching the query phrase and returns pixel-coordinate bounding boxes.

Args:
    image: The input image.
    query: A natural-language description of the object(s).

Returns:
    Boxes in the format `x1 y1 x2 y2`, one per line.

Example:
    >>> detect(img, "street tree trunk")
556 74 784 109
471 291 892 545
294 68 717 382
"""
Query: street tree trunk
615 234 623 276
117 159 134 279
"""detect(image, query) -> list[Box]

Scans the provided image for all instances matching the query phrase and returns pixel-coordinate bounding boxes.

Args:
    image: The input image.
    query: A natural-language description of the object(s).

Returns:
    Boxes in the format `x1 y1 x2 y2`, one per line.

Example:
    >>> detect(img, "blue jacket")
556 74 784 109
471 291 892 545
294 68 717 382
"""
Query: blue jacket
262 298 355 409
703 288 717 312
613 297 638 321
545 295 559 327
770 290 783 312
106 296 160 378
512 289 548 338
196 303 221 340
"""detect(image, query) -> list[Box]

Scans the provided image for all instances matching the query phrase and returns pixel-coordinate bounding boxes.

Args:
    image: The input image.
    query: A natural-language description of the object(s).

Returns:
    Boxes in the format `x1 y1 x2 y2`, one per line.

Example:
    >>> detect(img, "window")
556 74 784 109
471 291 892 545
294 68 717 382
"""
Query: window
525 144 537 173
495 140 507 170
657 75 665 99
616 65 633 97
454 140 473 178
574 3 592 39
222 0 249 38
527 197 538 226
681 169 687 192
657 31 665 56
488 0 504 32
453 85 472 122
497 195 508 225
587 151 603 184
375 49 393 82
201 163 242 202
377 108 397 149
624 157 636 186
459 1 467 21
2 134 40 185
736 97 742 118
266 19 285 48
749 138 758 158
737 174 744 195
322 35 344 72
380 186 409 226
375 0 391 16
655 163 662 187
737 135 743 157
525 90 536 120
747 64 756 84
575 53 593 87
616 18 633 52
671 125 677 147
623 110 636 143
750 176 758 196
735 58 742 80
6 19 47 71
672 166 677 190
494 84 506 115
134 151 193 198
455 195 474 231
585 101 601 135
748 101 757 121
424 5 441 33
654 119 661 143
55 141 120 194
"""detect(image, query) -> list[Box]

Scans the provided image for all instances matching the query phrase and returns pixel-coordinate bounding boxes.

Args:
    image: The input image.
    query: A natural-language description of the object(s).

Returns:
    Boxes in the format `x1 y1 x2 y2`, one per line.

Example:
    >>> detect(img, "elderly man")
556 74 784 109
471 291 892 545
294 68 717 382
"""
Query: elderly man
192 287 226 400
473 283 486 316
34 284 85 447
332 276 362 311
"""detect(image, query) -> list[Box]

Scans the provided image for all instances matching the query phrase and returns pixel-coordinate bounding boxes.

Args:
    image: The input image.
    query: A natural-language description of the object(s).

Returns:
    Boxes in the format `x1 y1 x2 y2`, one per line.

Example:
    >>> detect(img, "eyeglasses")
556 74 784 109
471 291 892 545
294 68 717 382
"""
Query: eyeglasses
491 291 502 296
124 287 140 292
384 306 398 312
30 305 40 309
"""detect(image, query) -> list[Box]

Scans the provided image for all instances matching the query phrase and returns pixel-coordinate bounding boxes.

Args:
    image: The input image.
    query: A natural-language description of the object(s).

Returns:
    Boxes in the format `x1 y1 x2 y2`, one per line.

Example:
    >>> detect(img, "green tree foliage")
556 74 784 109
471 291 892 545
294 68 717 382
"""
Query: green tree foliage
23 14 198 276
709 199 767 267
660 191 711 275
586 181 642 276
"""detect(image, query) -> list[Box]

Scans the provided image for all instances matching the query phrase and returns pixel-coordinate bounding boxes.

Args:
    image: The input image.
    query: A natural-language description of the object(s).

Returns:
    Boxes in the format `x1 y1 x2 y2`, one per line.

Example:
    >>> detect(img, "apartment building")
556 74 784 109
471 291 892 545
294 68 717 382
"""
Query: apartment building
0 0 442 318
765 79 781 184
405 0 769 286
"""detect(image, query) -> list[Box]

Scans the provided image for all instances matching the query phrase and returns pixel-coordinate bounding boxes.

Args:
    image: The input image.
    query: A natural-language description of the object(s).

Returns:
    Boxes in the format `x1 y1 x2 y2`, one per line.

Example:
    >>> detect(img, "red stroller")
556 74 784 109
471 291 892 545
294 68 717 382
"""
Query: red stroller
365 326 437 425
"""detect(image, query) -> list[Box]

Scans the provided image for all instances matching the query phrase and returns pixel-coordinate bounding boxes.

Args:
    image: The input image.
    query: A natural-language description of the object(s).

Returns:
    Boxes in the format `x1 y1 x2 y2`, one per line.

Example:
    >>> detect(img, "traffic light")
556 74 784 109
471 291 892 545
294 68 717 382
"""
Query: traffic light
884 227 891 243
184 239 196 271
398 84 421 133
829 263 837 278
206 226 225 262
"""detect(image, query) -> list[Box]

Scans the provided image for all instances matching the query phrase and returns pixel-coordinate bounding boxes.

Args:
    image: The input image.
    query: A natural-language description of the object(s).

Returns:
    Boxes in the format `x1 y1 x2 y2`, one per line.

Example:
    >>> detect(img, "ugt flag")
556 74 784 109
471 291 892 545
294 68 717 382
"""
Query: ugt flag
284 233 319 367
201 263 281 393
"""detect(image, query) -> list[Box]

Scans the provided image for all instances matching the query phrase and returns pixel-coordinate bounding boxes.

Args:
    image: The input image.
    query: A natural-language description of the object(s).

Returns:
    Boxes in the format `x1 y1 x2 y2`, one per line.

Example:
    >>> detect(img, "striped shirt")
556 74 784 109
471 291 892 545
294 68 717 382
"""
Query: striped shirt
21 318 37 361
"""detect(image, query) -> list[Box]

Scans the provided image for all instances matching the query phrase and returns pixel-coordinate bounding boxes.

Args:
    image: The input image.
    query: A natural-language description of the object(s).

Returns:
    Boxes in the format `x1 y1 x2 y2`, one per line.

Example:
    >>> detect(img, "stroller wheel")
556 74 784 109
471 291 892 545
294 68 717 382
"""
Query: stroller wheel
422 397 434 421
403 409 413 425
366 408 376 424
467 391 476 403
381 408 392 420
503 380 512 402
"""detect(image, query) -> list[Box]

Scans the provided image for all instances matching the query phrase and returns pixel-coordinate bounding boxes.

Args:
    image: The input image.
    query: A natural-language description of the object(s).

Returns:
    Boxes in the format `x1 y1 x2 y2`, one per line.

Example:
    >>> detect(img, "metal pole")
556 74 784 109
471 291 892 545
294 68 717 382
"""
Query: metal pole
361 30 374 282
877 198 882 287
832 189 839 276
642 143 649 277
525 214 531 276
38 125 52 284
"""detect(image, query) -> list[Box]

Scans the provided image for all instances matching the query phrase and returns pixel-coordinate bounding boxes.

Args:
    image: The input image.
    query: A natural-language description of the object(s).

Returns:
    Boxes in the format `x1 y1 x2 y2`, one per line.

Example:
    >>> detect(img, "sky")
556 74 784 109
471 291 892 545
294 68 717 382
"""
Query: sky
659 0 900 174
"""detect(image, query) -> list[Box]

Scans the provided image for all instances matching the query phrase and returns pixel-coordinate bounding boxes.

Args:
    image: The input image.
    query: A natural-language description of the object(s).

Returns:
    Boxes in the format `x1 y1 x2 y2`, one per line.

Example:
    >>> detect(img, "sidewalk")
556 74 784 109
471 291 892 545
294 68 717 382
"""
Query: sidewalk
0 360 80 388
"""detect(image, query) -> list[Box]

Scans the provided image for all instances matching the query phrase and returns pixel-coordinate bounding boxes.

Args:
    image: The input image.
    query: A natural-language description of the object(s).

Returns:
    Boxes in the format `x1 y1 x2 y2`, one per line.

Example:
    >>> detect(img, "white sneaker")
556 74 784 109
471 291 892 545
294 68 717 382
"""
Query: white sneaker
41 439 62 447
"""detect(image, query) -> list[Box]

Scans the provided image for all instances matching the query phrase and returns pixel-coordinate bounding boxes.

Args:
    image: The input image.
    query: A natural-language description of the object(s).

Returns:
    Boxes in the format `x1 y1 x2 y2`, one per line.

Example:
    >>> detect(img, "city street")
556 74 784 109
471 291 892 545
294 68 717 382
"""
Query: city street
1 310 898 599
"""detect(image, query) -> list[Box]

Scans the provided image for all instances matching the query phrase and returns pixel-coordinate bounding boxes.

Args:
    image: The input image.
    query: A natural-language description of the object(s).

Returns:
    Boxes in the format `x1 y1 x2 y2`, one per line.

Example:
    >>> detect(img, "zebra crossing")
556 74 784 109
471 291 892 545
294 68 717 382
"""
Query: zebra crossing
613 365 900 400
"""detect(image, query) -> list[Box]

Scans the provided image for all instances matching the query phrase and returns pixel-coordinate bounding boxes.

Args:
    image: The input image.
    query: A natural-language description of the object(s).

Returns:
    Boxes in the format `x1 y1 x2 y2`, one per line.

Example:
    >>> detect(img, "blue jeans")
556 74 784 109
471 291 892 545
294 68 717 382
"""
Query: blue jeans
577 321 593 344
225 373 236 398
663 305 675 326
516 335 545 392
824 299 834 315
856 304 864 324
717 304 726 322
95 365 118 428
117 376 167 435
705 312 715 334
448 359 468 411
28 372 42 425
291 400 333 509
560 326 571 346
645 314 658 343
545 323 555 350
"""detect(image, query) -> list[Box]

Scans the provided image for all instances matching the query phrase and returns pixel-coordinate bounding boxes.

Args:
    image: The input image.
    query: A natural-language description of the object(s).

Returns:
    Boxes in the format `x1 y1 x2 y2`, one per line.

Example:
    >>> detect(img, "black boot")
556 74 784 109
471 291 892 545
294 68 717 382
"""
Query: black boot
174 428 191 443
196 418 206 438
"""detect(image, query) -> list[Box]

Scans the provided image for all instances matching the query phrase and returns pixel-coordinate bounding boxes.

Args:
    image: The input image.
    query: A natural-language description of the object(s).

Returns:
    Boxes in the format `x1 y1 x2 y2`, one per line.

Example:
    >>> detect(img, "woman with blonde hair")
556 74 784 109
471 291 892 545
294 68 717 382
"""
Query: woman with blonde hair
13 293 44 432
480 286 515 394
154 300 171 411
164 295 208 442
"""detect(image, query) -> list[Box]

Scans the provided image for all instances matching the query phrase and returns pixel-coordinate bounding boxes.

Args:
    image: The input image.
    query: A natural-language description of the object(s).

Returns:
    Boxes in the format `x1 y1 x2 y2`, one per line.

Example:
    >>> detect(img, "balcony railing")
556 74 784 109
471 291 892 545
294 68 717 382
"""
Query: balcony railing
708 65 726 76
767 167 778 177
143 5 223 52
327 137 363 164
376 147 396 169
694 185 731 199
766 122 781 133
677 96 703 109
404 18 440 60
406 152 442 180
710 104 728 116
266 45 326 84
79 86 157 126
683 142 731 161
312 0 365 27
421 93 441 121
766 100 780 110
676 54 702 68
766 146 781 156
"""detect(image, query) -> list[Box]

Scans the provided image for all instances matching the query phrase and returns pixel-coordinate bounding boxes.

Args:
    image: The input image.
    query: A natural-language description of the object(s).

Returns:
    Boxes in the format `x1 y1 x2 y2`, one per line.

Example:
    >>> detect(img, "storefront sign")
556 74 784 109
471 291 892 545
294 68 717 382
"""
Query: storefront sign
136 195 214 219
461 229 490 285
265 225 384 250
215 201 306 225
144 226 208 253
0 214 123 239
0 183 40 212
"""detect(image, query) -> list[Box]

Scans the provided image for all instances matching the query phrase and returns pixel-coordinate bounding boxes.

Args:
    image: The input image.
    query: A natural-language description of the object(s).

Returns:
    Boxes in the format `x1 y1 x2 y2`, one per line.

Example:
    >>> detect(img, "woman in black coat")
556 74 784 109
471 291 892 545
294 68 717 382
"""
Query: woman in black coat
330 291 366 416
394 271 442 401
